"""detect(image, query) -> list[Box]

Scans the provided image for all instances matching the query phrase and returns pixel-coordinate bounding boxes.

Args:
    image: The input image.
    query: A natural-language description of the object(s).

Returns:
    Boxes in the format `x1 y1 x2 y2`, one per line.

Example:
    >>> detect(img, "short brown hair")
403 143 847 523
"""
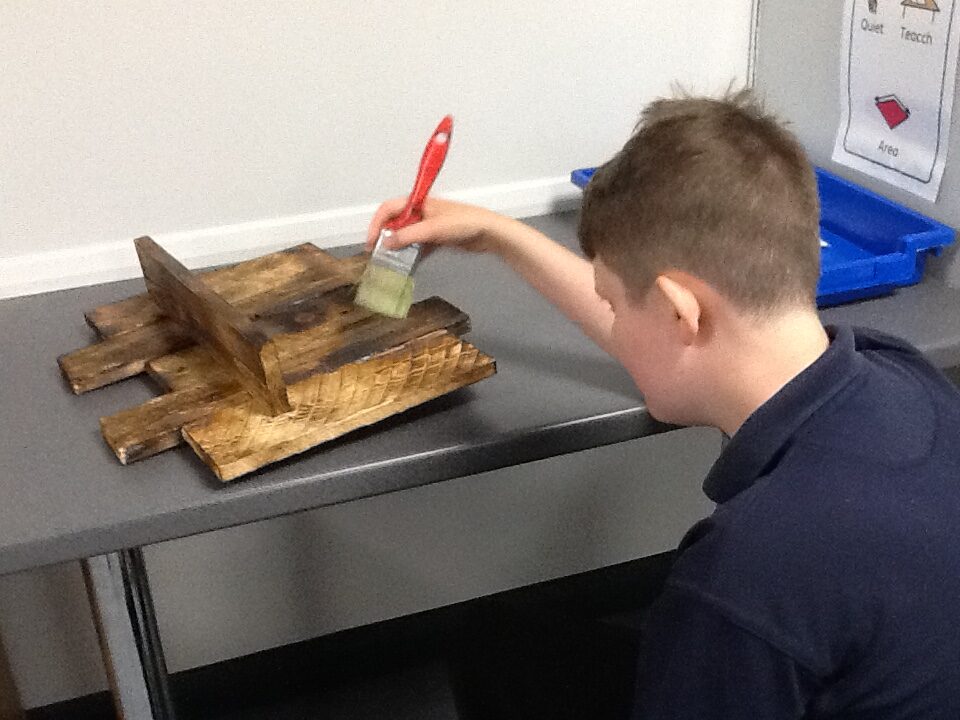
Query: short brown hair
578 89 820 311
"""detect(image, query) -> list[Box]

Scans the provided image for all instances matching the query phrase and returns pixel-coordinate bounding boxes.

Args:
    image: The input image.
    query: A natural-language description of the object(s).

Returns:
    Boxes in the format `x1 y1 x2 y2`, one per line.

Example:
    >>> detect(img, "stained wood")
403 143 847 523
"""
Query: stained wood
58 319 193 394
85 244 365 338
183 332 496 481
66 245 365 395
85 293 161 338
98 294 471 465
99 345 242 466
261 290 471 384
60 239 496 479
135 236 291 414
146 345 239 393
101 385 241 465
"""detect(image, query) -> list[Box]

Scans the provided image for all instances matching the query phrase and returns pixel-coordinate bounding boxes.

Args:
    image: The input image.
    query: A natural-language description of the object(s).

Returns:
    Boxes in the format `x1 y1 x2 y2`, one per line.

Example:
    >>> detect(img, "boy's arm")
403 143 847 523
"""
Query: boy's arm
366 198 616 355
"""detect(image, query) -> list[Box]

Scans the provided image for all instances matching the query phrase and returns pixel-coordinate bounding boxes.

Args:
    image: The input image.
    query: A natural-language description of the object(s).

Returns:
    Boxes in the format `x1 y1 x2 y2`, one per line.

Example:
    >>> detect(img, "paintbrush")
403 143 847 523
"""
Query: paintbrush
355 115 453 318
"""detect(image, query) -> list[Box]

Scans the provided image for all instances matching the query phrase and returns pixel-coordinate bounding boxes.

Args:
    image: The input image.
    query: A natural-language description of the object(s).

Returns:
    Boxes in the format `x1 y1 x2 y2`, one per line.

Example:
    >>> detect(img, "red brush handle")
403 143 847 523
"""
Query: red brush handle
385 115 453 231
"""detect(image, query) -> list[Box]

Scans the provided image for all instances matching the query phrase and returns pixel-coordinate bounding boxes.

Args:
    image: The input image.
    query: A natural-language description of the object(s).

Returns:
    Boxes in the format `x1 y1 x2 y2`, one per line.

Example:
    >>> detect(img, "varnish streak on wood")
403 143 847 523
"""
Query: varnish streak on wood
183 332 496 481
100 384 241 464
57 319 193 394
134 236 292 415
63 245 364 394
261 290 471 385
84 245 365 339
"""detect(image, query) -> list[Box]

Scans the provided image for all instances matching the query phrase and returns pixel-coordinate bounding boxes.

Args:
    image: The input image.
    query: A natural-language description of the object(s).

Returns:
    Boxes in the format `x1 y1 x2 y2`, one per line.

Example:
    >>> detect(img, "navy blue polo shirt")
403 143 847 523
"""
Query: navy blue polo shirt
633 325 960 719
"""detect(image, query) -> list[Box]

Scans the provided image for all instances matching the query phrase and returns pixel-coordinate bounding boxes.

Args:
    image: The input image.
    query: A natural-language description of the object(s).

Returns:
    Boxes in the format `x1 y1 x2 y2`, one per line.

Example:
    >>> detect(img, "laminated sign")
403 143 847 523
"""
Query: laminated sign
834 0 960 201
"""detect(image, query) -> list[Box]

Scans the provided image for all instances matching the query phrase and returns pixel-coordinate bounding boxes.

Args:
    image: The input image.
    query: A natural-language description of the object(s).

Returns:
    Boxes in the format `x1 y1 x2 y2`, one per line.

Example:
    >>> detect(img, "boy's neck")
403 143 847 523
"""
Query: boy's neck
712 309 830 436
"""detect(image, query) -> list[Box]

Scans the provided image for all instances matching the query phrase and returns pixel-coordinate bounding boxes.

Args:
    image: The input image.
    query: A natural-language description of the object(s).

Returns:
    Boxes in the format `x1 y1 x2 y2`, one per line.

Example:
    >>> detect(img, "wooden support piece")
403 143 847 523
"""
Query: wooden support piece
183 332 496 481
134 236 292 414
85 245 365 339
59 239 498 480
100 384 241 464
58 319 193 394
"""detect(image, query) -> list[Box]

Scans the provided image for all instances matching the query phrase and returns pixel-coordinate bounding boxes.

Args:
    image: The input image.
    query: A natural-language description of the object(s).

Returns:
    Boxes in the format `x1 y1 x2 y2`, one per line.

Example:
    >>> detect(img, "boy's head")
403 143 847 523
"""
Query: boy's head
580 89 823 428
580 88 820 309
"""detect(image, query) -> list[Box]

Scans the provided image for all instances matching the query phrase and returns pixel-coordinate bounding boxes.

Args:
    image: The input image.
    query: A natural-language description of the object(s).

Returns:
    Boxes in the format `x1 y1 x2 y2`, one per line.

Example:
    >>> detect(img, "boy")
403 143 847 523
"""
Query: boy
367 91 960 718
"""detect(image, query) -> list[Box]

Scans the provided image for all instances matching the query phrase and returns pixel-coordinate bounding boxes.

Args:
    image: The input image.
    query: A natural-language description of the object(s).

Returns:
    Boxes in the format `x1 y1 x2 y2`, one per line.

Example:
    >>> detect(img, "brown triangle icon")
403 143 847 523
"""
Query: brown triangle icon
901 0 940 11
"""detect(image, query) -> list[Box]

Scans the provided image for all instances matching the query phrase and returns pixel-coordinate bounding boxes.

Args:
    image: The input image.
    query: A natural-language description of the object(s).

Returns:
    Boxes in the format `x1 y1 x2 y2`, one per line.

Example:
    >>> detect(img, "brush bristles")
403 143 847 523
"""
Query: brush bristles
354 263 415 318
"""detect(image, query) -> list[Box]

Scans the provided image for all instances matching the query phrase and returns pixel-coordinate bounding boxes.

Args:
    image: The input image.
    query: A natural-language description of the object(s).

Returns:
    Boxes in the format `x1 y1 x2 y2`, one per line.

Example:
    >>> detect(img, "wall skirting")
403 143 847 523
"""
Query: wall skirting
0 176 582 300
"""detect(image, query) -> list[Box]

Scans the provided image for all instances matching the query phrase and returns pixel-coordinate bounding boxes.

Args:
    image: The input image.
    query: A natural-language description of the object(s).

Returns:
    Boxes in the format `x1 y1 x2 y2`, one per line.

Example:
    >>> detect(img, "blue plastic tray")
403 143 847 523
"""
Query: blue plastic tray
570 167 955 307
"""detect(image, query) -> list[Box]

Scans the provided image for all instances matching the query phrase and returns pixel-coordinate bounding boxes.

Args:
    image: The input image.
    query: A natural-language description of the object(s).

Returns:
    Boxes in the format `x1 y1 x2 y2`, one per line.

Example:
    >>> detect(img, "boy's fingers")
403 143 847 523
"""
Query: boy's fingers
390 219 446 248
366 198 408 246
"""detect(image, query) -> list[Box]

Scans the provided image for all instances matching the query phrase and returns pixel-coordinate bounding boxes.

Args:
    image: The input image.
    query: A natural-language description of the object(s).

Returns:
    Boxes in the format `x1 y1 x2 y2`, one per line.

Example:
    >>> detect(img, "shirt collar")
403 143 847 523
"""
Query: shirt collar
702 325 864 504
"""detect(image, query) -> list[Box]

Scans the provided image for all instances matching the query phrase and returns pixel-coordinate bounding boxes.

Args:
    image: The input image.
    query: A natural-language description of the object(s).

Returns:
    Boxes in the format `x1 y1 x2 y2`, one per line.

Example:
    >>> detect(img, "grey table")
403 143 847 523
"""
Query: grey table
3 212 960 719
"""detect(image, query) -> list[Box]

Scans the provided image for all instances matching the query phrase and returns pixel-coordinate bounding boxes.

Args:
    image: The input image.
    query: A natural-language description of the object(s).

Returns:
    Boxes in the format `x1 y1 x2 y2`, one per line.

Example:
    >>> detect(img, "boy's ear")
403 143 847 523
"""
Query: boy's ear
655 275 701 341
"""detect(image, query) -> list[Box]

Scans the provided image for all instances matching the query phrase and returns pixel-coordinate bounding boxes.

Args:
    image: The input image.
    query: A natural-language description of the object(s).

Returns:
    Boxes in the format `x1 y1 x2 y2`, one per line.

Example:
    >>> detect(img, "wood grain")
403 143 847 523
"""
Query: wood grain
183 332 496 481
96 294 472 465
61 240 496 479
146 345 239 393
58 319 193 394
135 236 291 414
65 245 365 394
262 290 471 384
85 244 365 338
101 384 241 464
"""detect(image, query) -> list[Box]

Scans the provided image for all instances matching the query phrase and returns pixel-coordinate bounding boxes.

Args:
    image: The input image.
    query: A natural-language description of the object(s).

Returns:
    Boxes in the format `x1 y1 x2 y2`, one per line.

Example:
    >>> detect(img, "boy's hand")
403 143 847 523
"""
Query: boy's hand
366 195 616 355
365 198 512 256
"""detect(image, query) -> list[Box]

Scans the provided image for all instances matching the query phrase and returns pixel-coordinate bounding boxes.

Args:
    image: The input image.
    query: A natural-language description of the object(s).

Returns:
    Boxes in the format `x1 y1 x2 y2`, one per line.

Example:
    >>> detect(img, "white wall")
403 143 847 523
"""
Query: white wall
1 1 752 297
0 1 751 708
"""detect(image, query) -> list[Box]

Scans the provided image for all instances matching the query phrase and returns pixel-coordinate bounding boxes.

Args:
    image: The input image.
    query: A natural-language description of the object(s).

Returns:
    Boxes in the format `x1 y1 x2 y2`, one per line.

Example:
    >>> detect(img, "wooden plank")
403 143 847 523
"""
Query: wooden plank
85 293 161 338
100 384 240 464
146 345 240 393
86 245 365 338
62 240 497 480
135 236 292 414
58 319 193 394
63 244 463 395
183 332 496 481
101 294 470 463
265 292 471 384
96 346 244 464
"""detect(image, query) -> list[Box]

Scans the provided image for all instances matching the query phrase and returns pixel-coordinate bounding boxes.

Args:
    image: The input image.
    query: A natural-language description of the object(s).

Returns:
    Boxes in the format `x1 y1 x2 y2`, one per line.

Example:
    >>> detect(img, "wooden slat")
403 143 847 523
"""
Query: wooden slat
62 239 497 480
135 236 291 414
265 292 471 384
85 245 365 338
146 345 239 393
96 346 244 464
100 384 240 465
85 293 161 338
58 319 193 394
183 332 496 481
99 295 469 464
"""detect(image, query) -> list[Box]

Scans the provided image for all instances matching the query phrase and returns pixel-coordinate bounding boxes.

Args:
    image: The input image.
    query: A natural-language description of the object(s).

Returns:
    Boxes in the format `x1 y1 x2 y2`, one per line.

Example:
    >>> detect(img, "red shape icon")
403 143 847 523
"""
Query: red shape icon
875 94 911 129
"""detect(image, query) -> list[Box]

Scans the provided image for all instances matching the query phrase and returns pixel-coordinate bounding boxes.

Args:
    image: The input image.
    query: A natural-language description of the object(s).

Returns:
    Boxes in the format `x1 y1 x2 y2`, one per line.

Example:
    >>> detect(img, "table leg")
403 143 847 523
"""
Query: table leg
0 631 25 720
82 549 175 720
